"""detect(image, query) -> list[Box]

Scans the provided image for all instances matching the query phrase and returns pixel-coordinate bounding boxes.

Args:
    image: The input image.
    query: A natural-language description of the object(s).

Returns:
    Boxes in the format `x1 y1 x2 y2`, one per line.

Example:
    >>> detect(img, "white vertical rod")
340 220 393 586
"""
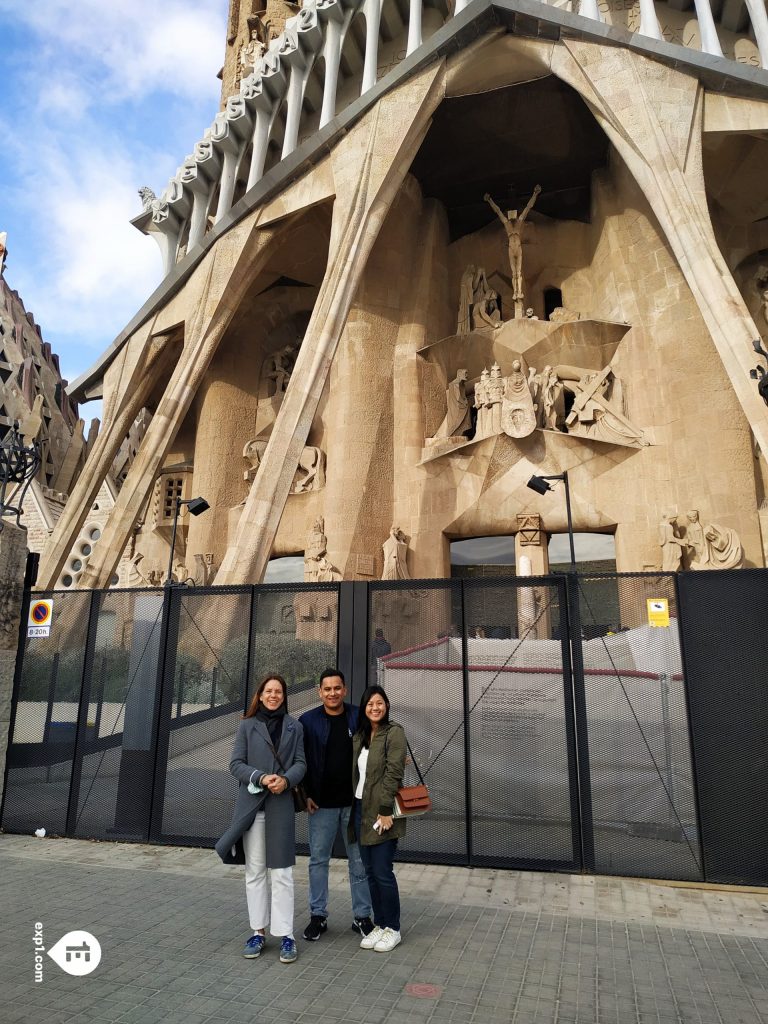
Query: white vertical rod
361 0 381 94
188 189 209 249
579 0 603 22
215 149 238 223
247 108 273 191
637 0 662 39
745 0 768 68
407 0 423 55
320 21 342 127
693 0 724 56
282 68 304 158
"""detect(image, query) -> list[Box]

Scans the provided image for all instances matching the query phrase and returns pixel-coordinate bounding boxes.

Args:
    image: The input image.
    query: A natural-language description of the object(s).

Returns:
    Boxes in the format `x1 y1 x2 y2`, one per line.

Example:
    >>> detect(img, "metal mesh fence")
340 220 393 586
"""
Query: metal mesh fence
156 587 252 843
464 578 578 869
371 581 468 864
576 573 702 880
677 569 768 885
73 589 164 841
3 589 92 836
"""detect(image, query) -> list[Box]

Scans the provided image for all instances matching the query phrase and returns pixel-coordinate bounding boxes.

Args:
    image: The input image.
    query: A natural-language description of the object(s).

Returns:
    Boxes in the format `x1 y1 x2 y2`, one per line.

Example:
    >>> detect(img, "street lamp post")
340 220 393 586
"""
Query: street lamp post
526 471 576 571
165 496 210 585
0 422 42 531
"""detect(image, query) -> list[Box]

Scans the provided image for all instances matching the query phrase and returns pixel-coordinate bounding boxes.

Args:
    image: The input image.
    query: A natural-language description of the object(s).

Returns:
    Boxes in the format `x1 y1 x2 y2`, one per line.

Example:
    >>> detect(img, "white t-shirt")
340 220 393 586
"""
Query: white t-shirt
355 747 369 799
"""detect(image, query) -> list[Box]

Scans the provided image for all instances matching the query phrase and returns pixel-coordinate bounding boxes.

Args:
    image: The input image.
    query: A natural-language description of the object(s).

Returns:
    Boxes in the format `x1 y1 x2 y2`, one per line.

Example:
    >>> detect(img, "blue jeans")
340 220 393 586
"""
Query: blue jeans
354 801 400 931
308 805 371 920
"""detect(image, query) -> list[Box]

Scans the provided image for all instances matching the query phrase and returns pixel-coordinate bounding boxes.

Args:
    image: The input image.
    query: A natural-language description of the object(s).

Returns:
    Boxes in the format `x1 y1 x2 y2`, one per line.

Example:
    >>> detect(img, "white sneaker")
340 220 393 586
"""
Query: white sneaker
373 928 401 952
360 925 383 949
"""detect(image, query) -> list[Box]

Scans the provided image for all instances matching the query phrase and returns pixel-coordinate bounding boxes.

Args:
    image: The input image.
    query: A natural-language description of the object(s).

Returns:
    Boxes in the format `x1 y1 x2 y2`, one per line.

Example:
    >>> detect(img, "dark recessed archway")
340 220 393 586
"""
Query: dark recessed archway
411 75 610 240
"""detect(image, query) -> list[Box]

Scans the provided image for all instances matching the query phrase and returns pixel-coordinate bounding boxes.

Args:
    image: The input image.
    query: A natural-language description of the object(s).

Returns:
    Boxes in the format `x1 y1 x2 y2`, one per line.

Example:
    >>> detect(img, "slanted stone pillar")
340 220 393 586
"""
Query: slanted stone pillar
0 523 28 810
515 514 551 640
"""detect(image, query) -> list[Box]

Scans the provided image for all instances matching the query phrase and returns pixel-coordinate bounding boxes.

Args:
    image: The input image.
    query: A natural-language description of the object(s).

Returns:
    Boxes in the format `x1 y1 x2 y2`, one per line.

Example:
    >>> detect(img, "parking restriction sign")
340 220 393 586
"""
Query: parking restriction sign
27 599 53 638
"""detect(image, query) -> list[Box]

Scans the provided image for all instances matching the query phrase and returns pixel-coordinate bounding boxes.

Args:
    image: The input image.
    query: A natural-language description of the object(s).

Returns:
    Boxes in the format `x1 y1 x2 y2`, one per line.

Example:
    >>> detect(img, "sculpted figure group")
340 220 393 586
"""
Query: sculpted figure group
659 510 743 571
431 361 645 447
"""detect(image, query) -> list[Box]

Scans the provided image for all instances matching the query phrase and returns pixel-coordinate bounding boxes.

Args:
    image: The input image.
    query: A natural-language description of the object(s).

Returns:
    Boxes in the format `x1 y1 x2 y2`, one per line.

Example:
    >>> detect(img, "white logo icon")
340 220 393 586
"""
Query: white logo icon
47 931 102 976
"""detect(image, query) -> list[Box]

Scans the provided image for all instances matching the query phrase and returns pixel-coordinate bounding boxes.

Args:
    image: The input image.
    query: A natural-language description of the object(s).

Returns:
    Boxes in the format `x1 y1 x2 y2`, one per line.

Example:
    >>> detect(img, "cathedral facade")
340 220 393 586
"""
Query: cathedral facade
35 0 768 589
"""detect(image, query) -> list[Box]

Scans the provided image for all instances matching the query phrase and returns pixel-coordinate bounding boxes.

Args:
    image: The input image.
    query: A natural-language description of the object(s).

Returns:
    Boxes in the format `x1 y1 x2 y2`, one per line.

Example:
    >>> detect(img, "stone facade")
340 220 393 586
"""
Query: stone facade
0 522 27 810
36 3 768 590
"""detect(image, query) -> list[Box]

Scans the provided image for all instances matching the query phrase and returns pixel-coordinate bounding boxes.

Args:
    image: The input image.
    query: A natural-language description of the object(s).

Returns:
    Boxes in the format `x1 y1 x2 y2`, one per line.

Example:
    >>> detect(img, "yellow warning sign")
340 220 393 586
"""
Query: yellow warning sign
27 599 53 637
647 598 670 628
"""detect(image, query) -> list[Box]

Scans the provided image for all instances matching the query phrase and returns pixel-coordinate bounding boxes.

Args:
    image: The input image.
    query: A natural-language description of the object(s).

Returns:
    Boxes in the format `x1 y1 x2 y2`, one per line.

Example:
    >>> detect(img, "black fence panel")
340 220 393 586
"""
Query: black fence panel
2 589 93 836
575 574 702 881
370 580 468 865
464 576 580 870
72 589 165 842
153 586 252 845
677 569 768 885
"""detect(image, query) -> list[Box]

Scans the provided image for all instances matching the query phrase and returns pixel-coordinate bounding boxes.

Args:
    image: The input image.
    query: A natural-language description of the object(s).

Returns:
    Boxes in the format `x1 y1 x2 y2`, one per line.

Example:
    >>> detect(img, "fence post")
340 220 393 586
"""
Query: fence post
147 587 181 843
176 663 185 719
337 582 356 697
565 572 595 872
459 581 473 866
210 666 218 708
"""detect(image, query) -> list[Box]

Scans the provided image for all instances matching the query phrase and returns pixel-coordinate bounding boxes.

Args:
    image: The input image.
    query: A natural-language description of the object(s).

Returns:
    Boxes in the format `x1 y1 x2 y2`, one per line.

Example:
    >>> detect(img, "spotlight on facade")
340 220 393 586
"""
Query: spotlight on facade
525 472 576 571
526 475 552 496
165 496 210 585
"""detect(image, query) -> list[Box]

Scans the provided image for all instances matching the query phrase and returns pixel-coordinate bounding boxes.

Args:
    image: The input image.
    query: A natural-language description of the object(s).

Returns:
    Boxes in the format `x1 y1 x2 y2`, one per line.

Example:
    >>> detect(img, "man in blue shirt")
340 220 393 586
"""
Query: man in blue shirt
299 668 373 940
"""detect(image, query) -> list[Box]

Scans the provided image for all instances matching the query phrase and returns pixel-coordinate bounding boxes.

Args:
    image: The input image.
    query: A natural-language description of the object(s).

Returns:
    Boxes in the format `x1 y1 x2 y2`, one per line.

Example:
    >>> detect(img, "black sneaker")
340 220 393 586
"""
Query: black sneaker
303 916 327 941
352 916 375 937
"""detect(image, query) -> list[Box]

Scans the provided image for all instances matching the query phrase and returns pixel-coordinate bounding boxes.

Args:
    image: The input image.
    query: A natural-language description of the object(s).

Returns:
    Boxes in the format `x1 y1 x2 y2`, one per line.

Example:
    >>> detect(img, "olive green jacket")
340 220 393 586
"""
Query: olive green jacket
349 720 407 846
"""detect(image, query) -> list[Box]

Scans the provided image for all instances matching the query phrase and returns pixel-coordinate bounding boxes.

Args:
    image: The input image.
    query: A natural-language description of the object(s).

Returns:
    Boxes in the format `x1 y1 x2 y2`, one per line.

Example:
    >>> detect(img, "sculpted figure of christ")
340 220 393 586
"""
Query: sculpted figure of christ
484 185 542 302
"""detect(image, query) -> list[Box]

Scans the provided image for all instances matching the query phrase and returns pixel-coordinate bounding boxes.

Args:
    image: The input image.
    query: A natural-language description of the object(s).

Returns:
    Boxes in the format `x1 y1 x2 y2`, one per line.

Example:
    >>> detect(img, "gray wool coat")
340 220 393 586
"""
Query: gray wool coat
215 714 306 869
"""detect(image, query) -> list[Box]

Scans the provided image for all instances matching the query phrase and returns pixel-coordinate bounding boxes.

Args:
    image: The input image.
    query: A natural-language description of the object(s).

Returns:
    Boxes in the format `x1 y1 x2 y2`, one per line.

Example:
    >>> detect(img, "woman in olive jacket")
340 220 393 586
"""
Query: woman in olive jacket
348 684 407 953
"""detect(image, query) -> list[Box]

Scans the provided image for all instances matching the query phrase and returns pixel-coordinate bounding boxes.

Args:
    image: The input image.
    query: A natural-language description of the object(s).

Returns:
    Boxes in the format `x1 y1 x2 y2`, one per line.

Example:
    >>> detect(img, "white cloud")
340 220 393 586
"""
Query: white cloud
0 2 228 383
1 1 226 103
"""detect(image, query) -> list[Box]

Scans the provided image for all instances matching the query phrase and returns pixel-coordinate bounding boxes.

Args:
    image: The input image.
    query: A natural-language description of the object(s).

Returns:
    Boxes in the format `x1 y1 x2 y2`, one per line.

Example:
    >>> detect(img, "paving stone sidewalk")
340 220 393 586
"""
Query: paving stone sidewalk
2 834 768 1024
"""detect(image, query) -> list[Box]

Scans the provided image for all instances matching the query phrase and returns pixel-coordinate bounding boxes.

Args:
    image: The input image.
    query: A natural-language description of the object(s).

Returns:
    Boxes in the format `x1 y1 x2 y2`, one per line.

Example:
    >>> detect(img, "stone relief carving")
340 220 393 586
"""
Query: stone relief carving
432 369 472 440
659 511 684 572
501 359 537 438
138 187 156 213
457 265 501 334
265 343 297 396
659 510 744 570
304 516 341 582
243 438 325 493
434 360 644 449
484 185 541 313
382 526 411 580
549 307 581 323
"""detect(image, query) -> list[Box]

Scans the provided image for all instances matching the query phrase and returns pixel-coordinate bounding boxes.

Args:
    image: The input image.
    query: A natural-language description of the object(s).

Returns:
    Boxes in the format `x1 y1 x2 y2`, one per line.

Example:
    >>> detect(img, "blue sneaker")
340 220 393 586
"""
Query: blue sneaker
279 936 297 963
243 933 265 959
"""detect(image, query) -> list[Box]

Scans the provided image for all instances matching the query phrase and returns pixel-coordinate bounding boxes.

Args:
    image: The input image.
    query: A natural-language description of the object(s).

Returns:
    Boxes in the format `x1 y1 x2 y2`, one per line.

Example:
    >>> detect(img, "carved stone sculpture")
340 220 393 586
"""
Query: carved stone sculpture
484 185 541 311
487 363 504 434
457 265 501 333
684 509 708 568
304 517 341 581
700 523 744 569
755 266 768 328
243 438 325 492
266 344 296 395
138 187 156 213
0 231 7 276
382 526 411 580
540 365 564 430
525 308 538 320
433 369 472 439
561 365 646 446
549 307 581 323
501 359 537 438
659 512 684 572
474 368 491 439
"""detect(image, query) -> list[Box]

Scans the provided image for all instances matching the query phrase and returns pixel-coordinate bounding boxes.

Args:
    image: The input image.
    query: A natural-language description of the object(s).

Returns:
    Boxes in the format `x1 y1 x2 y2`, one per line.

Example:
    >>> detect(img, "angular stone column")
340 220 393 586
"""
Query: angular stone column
515 514 551 640
74 219 287 589
549 40 768 457
36 327 175 590
0 523 28 810
216 62 446 585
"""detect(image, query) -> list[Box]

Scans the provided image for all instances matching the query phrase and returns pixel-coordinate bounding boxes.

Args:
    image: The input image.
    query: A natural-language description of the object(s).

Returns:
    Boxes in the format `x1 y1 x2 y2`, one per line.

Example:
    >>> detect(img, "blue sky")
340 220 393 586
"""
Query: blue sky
0 1 228 413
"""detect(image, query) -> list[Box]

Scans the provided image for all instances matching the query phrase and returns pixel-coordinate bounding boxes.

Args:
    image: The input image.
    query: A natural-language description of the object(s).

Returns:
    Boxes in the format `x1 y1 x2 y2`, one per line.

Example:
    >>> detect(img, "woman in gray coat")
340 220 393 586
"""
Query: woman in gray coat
216 674 306 964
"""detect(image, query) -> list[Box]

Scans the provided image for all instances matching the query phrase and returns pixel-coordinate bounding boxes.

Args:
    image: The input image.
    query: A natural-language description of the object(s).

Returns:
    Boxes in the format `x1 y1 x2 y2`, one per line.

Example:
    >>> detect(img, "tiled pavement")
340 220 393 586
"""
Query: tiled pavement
2 834 768 1024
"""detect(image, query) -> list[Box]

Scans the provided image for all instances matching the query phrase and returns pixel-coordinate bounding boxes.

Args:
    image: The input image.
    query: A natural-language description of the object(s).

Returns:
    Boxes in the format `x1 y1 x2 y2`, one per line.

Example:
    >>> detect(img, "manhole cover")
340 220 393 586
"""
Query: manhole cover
405 983 442 999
